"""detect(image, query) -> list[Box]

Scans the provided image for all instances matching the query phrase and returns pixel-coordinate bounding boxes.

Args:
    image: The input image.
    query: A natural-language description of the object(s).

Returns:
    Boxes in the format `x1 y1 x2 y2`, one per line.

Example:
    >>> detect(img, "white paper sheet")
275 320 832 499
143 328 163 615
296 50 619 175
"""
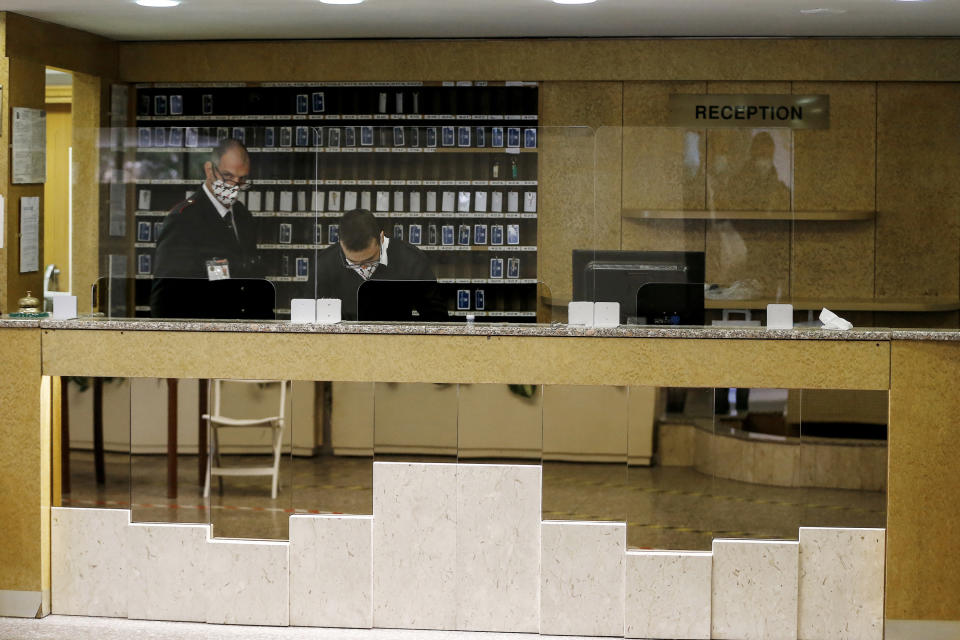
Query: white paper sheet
12 108 46 184
279 191 294 212
19 196 40 272
0 194 5 249
442 191 455 213
344 191 358 211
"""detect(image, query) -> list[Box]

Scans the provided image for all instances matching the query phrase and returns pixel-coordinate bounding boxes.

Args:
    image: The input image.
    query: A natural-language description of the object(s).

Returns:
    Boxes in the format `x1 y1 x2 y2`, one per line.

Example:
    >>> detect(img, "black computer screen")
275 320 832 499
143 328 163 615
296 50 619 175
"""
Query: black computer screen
571 250 705 324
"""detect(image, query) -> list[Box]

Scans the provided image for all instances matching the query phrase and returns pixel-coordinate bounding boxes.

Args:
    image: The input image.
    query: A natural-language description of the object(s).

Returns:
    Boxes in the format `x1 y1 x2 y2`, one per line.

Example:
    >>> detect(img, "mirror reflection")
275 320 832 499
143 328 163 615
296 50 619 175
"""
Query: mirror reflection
58 378 886 546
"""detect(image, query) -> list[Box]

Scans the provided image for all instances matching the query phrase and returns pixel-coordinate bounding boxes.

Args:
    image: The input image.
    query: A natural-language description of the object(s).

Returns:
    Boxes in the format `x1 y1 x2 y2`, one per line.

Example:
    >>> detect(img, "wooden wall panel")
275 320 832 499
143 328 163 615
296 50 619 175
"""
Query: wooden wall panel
118 38 960 84
888 340 960 620
5 57 46 312
876 83 960 302
2 12 117 79
0 329 44 595
791 82 876 300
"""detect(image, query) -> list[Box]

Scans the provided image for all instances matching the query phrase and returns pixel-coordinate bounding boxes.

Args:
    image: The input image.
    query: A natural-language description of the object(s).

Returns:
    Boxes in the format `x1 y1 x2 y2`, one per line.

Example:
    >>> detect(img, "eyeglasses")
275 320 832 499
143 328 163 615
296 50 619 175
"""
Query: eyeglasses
339 241 381 270
212 164 251 191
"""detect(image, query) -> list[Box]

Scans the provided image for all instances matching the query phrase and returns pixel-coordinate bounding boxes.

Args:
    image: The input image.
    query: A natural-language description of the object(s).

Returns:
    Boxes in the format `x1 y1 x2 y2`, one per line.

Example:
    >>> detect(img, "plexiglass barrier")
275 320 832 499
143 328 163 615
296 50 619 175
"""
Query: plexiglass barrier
590 124 960 329
88 119 584 324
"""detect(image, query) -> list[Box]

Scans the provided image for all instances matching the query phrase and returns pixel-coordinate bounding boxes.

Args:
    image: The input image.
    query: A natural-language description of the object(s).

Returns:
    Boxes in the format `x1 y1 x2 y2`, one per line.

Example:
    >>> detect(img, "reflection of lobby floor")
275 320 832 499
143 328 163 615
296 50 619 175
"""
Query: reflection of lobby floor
62 452 885 549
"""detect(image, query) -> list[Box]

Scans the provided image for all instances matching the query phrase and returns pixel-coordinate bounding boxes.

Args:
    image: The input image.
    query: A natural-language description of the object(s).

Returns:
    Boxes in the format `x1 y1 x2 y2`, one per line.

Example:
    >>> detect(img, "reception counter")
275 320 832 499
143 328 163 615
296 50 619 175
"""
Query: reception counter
1 318 958 635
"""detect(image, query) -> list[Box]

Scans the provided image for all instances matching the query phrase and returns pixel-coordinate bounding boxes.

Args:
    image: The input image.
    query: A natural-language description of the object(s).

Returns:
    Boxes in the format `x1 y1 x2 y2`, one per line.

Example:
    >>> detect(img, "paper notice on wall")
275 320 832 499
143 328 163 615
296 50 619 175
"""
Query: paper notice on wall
19 196 40 273
12 108 46 184
0 194 5 249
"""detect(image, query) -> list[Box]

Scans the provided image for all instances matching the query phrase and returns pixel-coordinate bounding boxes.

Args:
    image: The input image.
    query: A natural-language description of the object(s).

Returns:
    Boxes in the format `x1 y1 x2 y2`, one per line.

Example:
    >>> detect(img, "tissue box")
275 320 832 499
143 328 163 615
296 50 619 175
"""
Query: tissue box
52 295 78 320
568 301 593 326
290 298 316 324
316 298 342 324
594 302 620 328
766 303 793 330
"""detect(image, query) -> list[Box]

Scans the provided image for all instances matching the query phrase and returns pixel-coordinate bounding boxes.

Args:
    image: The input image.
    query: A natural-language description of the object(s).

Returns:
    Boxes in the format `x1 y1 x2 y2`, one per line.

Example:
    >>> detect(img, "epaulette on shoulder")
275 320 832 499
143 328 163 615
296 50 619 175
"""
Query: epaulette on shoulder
168 197 197 216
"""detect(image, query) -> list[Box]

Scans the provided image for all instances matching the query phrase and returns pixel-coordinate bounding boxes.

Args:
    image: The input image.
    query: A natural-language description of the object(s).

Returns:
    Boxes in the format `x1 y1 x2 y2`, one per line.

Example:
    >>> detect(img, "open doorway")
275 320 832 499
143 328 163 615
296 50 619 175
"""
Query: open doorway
44 66 73 306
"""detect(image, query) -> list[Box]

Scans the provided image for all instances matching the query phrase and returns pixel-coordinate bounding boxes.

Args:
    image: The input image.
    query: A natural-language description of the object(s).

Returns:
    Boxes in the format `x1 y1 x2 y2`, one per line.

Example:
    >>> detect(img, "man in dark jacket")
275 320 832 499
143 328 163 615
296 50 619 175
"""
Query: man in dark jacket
316 209 446 321
150 139 269 319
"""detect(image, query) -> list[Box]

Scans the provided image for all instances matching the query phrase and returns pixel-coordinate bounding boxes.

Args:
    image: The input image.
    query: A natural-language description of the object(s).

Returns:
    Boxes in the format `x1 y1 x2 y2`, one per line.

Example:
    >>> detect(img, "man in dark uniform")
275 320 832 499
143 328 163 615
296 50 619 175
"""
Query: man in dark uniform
315 209 446 321
150 139 269 319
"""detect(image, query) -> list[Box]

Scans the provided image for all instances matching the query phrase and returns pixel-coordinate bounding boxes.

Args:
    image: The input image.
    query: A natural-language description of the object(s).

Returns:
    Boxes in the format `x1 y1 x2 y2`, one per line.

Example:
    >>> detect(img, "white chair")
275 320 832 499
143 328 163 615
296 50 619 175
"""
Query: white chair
203 379 289 500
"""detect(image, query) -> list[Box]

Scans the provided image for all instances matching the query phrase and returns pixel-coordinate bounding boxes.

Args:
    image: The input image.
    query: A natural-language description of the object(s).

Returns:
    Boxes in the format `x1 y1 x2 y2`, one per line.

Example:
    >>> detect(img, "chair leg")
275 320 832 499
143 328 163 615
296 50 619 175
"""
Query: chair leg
203 423 213 498
271 425 283 500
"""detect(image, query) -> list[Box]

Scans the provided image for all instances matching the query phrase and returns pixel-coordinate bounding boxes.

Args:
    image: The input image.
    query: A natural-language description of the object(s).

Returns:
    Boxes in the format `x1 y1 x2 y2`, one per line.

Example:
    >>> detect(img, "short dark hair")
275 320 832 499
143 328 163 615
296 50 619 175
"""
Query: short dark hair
340 209 382 251
211 138 250 165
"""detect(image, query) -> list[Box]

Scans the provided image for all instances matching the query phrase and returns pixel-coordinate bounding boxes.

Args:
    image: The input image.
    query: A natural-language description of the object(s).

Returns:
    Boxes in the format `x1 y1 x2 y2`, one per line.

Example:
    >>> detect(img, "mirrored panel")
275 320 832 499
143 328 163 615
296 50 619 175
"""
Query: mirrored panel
129 377 207 526
628 386 887 551
293 381 373 518
627 387 716 550
205 379 294 540
457 383 542 465
373 382 458 464
542 384 627 524
58 376 130 509
796 389 887 531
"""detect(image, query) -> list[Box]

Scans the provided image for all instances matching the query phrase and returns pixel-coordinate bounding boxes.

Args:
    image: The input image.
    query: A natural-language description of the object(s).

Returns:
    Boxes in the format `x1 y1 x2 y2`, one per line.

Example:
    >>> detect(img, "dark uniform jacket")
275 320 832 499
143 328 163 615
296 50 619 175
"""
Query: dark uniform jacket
150 186 268 319
315 237 446 321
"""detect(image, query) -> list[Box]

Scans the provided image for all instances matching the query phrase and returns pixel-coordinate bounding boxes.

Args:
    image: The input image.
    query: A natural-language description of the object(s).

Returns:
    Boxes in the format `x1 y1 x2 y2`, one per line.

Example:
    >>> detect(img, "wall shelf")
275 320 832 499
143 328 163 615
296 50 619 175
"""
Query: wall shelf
622 209 876 222
542 296 960 313
704 298 960 312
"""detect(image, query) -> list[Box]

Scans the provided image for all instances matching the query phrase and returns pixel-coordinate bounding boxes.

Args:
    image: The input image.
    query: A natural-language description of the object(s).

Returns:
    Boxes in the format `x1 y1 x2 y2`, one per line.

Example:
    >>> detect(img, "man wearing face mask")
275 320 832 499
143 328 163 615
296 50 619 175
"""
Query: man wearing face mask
150 138 267 318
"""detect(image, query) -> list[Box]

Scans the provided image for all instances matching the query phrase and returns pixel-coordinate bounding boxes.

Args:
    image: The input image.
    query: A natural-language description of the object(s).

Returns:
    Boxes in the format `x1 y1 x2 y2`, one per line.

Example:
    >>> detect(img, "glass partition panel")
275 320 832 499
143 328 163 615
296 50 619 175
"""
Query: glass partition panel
599 125 796 327
59 376 130 509
92 87 575 325
539 125 598 323
542 385 627 524
609 119 960 329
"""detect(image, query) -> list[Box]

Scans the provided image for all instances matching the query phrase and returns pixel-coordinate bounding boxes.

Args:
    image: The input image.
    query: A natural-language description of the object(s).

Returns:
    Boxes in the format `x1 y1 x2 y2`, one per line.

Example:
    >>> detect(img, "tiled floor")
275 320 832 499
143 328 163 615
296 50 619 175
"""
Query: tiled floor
62 449 885 548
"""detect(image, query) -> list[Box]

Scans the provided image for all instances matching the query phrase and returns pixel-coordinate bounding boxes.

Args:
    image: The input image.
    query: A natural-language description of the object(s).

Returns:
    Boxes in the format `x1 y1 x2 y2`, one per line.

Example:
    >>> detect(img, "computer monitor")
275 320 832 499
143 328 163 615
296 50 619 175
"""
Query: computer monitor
571 250 705 324
356 279 449 322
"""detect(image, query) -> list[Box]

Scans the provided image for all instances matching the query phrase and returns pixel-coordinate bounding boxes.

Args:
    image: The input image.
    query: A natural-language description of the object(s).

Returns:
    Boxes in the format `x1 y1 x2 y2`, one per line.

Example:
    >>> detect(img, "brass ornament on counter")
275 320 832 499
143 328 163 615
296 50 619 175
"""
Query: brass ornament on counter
18 291 41 313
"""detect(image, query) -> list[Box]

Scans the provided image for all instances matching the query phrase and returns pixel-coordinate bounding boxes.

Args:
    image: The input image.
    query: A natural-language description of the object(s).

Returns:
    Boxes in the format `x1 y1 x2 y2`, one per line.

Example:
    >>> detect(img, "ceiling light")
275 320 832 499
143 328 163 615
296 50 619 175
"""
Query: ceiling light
799 7 847 14
551 0 598 4
135 0 181 6
318 0 365 4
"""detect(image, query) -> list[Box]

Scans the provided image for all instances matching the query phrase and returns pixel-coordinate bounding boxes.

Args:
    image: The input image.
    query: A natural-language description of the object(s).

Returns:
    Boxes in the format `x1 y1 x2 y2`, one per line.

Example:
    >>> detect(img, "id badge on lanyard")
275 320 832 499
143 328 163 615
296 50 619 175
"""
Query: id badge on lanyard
206 258 231 281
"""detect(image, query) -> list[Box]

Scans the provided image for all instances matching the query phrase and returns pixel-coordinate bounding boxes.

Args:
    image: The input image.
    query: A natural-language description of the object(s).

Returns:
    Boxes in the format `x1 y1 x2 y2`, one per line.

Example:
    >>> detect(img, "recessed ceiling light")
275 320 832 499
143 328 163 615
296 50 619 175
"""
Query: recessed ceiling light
551 0 598 4
135 0 180 6
318 0 365 4
799 7 847 14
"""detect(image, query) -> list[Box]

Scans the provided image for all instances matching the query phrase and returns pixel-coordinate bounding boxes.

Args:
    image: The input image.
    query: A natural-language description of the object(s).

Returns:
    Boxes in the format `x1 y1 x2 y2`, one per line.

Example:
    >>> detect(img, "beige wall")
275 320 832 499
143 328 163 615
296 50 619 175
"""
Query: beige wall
44 101 71 290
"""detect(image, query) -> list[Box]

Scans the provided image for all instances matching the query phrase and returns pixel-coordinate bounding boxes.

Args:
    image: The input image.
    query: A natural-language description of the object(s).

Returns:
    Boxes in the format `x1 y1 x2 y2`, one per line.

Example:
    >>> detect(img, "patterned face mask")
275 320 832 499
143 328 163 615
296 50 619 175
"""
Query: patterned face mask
211 179 240 208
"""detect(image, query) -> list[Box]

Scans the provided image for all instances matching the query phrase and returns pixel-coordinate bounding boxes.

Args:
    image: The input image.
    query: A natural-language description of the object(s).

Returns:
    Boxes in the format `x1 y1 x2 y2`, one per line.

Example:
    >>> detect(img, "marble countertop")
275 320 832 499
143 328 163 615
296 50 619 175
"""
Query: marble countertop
12 316 958 341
